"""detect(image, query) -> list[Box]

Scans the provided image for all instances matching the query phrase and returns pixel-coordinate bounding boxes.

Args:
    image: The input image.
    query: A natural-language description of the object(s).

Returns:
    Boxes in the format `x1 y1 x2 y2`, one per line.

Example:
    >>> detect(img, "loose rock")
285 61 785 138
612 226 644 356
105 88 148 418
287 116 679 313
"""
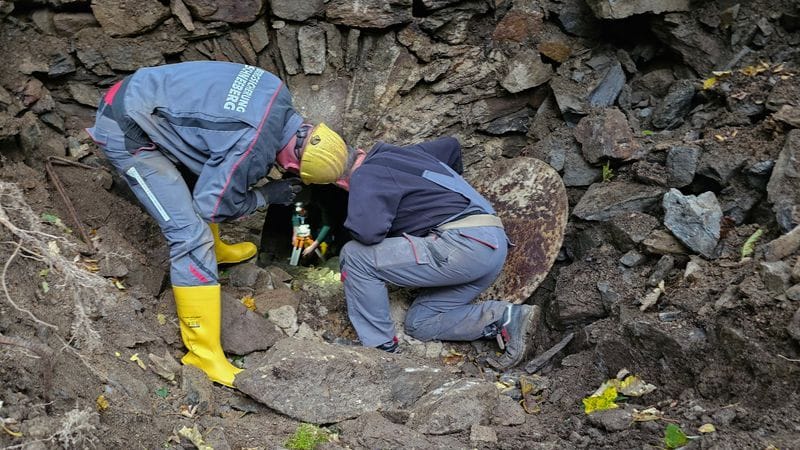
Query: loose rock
652 80 696 129
500 48 552 93
573 182 665 221
766 130 800 232
407 379 499 435
586 0 689 19
574 108 641 164
663 189 722 258
666 146 700 188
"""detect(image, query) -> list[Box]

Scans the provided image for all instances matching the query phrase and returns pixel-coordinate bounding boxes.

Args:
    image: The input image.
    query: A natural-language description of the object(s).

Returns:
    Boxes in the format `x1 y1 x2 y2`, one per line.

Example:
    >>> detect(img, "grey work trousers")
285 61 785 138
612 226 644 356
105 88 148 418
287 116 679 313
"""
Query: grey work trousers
340 226 510 347
91 106 218 287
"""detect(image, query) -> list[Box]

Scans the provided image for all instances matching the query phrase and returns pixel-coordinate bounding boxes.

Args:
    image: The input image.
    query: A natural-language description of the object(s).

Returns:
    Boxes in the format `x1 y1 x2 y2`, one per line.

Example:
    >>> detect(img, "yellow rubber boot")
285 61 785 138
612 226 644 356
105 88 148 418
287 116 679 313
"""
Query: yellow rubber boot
209 223 257 264
174 284 242 387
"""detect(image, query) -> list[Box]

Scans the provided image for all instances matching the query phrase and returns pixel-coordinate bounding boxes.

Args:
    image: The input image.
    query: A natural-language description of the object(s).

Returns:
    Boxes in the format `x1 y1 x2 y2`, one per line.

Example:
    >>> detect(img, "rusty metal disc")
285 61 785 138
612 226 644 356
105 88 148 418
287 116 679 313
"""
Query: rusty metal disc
472 157 568 304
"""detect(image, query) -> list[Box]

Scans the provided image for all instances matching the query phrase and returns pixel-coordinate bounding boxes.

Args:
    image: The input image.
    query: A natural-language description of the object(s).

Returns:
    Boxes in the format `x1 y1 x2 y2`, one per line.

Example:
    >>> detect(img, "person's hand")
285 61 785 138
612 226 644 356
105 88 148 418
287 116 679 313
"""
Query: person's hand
302 240 320 257
257 178 302 205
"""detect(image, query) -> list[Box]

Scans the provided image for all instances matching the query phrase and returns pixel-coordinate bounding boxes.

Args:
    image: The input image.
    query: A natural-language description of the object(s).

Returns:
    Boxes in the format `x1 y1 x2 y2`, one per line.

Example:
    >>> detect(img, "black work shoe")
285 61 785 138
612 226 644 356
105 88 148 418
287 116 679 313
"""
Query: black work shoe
487 304 540 370
376 336 400 353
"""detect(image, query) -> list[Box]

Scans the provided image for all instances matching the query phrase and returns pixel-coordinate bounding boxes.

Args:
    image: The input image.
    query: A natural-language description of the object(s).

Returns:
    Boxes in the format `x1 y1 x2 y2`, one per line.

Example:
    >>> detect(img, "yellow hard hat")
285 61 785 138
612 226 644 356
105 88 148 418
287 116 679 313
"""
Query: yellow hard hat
299 123 347 184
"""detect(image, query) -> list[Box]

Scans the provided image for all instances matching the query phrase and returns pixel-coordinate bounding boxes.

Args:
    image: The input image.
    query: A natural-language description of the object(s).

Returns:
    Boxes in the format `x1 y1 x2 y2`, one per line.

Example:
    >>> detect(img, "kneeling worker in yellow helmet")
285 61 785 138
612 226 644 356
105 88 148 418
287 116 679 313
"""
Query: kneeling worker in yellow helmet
87 61 348 387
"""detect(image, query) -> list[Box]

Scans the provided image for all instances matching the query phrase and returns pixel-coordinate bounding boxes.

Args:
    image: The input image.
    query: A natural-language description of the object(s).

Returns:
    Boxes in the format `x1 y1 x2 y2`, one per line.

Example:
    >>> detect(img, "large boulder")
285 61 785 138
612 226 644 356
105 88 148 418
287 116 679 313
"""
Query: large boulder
573 182 666 221
91 0 169 37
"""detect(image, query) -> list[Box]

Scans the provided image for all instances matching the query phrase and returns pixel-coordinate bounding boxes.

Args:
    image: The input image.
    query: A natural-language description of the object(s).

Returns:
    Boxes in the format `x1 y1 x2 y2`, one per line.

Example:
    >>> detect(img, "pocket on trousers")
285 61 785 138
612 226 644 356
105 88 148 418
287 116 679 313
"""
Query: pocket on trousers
373 235 430 270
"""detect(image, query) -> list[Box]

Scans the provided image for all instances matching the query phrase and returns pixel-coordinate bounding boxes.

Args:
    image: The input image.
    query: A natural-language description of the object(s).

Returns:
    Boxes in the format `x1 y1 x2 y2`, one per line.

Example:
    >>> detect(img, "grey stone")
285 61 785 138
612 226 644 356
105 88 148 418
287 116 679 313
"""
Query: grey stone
320 22 344 69
91 0 169 37
298 25 327 74
271 0 323 21
74 28 166 72
554 252 616 325
666 146 700 188
267 304 298 335
760 261 791 295
652 13 724 75
67 83 100 107
53 13 99 35
407 379 499 435
648 255 675 287
276 24 301 75
470 424 497 443
764 226 800 262
719 180 761 225
181 365 215 414
557 0 602 38
620 250 646 267
774 105 800 128
236 338 449 423
48 52 76 77
478 109 531 135
574 108 640 164
345 28 361 70
337 412 462 449
326 0 413 28
605 212 660 252
221 291 284 355
563 142 601 187
587 408 633 432
227 263 264 288
183 0 265 23
230 30 258 65
573 182 666 221
652 80 695 129
419 0 489 45
642 229 689 255
684 256 703 281
586 0 689 19
788 307 800 342
247 19 269 53
500 48 552 93
32 9 55 34
793 257 800 283
171 0 195 32
663 189 722 258
786 284 800 302
491 394 526 426
767 130 800 232
588 61 626 108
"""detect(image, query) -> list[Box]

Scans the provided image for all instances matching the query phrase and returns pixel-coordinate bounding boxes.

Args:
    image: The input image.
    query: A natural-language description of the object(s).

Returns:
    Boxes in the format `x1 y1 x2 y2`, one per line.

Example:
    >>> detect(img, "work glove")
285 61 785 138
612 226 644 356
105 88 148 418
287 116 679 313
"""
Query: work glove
257 178 302 205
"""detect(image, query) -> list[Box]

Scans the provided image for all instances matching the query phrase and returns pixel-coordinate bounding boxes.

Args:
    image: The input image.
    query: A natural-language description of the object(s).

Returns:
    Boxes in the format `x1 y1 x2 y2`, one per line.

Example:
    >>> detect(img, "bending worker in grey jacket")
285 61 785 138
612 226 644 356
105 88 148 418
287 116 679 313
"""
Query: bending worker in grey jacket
338 137 541 370
87 61 349 387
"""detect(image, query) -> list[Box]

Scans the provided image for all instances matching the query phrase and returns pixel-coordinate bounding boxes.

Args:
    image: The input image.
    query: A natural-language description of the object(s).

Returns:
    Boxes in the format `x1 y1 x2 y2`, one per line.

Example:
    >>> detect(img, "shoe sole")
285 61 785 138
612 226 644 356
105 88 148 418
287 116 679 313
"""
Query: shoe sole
488 305 541 370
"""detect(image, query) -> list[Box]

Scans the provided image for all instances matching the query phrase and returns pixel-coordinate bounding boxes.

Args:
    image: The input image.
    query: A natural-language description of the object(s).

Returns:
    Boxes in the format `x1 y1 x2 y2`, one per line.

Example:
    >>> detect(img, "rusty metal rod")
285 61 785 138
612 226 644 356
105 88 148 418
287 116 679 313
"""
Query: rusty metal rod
44 157 95 252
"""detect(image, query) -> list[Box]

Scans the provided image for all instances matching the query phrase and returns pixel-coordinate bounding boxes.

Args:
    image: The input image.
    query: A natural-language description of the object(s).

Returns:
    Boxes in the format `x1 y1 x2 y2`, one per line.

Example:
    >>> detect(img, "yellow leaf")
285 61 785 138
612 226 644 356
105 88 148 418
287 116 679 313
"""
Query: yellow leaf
520 377 535 396
740 64 766 76
130 353 146 370
583 385 619 414
698 423 716 433
48 240 60 256
156 314 167 325
96 394 109 411
702 77 717 90
714 134 726 142
114 351 121 358
113 279 126 290
711 70 731 77
240 295 256 311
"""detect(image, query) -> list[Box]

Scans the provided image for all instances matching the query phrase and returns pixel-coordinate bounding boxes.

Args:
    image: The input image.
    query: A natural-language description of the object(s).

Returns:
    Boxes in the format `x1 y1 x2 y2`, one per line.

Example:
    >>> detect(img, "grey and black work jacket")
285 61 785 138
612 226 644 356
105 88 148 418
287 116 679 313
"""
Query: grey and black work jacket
92 61 302 222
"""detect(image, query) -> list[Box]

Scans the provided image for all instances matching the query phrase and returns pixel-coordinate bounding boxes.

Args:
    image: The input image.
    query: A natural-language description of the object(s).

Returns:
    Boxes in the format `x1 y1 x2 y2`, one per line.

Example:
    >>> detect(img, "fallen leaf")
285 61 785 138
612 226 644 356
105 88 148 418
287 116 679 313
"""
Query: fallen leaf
632 407 662 422
130 353 146 370
741 229 763 260
48 241 60 256
583 385 619 414
240 295 256 311
178 425 213 450
442 350 464 365
711 70 732 77
615 375 657 397
112 279 126 290
642 130 654 136
114 351 121 358
41 281 49 294
156 314 167 325
155 387 169 399
665 423 689 449
96 394 109 411
38 269 49 277
698 423 716 433
714 134 726 142
702 77 717 90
